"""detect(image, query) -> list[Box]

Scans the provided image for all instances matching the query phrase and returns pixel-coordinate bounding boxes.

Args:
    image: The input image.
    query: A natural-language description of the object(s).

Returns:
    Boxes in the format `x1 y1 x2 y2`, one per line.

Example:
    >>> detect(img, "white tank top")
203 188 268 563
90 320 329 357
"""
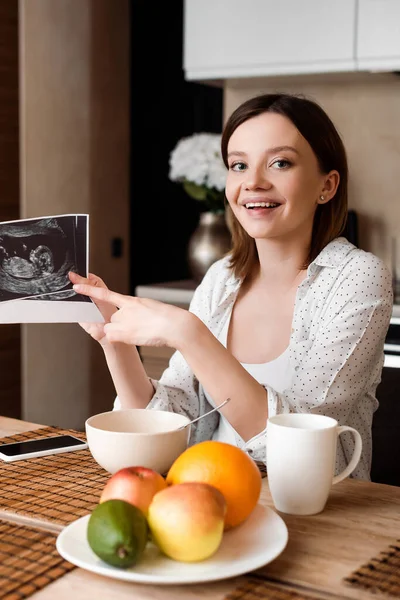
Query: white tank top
203 315 291 445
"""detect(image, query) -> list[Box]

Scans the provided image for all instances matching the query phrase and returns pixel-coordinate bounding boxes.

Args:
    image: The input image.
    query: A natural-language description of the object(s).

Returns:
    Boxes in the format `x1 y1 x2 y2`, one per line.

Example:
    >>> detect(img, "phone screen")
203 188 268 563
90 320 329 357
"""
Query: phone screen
0 435 86 456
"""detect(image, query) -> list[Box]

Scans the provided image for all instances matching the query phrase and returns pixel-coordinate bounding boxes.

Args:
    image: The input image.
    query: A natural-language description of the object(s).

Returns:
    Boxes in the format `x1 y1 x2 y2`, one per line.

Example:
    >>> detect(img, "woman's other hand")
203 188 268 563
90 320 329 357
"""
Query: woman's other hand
72 282 190 349
68 272 118 344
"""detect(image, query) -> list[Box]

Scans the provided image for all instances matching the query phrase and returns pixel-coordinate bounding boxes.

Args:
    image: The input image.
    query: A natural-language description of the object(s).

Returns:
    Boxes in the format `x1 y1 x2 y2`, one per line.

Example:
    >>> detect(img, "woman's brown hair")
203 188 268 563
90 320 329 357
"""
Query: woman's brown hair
221 93 348 280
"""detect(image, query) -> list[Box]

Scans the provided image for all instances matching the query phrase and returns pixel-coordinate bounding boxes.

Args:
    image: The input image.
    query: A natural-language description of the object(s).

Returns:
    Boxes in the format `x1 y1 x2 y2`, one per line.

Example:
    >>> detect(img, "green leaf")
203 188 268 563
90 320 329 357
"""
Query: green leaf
183 181 208 201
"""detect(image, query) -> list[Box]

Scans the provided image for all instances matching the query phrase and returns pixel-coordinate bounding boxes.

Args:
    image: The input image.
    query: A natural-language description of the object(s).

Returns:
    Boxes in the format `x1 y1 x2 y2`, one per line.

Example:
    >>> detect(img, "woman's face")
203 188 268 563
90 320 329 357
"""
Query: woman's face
225 112 337 245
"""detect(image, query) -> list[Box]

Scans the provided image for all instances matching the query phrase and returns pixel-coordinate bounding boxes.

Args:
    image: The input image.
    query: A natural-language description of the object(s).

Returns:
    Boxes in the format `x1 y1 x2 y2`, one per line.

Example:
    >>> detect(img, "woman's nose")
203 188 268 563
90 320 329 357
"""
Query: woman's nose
243 167 271 190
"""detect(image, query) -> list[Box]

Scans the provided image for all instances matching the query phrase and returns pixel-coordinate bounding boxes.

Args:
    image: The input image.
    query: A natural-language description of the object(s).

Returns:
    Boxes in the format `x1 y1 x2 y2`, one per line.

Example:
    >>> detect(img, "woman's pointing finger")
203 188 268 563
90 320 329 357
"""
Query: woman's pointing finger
73 283 129 309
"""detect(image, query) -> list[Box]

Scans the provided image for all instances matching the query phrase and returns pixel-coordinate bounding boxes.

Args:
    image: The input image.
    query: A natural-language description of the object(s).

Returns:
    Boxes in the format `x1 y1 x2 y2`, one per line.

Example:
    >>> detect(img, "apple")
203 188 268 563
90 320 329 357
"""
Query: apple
147 482 227 562
100 466 167 515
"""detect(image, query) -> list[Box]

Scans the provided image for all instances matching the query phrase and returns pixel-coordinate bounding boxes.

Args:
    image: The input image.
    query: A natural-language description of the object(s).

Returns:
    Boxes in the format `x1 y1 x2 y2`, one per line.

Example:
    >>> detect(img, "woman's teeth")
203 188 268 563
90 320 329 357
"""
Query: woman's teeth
245 202 279 209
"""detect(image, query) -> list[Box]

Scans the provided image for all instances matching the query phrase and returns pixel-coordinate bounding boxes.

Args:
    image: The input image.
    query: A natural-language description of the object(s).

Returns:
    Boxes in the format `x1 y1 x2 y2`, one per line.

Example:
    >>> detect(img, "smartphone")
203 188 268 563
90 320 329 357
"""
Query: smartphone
0 434 88 462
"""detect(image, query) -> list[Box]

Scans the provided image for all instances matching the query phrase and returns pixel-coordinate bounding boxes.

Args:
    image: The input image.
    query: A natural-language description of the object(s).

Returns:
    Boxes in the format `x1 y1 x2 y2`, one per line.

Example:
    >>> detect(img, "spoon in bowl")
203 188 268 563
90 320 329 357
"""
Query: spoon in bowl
177 398 231 430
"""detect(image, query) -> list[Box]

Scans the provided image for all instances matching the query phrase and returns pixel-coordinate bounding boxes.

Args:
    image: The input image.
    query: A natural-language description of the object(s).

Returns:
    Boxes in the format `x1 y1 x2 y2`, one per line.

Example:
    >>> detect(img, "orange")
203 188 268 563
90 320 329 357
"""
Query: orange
166 440 262 529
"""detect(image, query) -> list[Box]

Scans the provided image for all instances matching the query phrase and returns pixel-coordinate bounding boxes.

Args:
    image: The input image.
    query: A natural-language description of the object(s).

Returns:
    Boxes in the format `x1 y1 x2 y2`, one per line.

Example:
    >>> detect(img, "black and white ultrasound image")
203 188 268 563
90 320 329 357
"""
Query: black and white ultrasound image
0 215 88 302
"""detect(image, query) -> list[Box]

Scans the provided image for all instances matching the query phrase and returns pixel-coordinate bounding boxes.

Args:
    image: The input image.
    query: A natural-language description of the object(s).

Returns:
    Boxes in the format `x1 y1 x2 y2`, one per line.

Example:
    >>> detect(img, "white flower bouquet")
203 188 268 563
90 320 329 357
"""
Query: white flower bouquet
169 133 227 214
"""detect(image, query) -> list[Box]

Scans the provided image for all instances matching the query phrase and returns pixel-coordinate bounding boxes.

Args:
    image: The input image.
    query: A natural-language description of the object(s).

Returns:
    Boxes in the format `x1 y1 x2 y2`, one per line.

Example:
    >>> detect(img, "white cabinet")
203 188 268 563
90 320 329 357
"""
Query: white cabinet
183 0 357 80
357 0 400 71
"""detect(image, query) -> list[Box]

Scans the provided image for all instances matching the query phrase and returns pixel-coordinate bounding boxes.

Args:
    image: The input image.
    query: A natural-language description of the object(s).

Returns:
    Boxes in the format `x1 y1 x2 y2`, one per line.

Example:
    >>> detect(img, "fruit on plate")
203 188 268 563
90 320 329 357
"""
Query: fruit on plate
147 482 226 562
166 440 262 529
100 466 167 515
87 498 148 568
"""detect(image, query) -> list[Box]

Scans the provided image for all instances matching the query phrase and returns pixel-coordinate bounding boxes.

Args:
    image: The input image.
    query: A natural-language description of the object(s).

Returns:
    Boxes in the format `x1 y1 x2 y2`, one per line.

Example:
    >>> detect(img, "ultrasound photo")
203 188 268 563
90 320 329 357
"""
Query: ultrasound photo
0 215 87 302
0 214 104 323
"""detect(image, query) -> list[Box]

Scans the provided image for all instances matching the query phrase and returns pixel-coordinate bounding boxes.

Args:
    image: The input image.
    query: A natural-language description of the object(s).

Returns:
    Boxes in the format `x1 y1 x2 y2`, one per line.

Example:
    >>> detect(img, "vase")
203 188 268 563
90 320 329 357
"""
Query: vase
187 211 232 282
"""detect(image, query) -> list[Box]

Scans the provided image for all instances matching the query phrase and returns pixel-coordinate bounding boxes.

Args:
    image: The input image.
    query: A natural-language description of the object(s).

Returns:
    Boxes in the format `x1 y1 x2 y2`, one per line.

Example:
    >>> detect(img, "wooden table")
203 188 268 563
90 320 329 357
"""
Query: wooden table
1 416 400 600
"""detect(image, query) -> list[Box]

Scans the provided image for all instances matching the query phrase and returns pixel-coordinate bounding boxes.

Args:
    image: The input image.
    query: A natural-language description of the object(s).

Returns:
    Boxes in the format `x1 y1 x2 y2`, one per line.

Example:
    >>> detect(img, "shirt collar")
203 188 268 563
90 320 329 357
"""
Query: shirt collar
309 237 355 273
217 265 241 307
220 237 355 301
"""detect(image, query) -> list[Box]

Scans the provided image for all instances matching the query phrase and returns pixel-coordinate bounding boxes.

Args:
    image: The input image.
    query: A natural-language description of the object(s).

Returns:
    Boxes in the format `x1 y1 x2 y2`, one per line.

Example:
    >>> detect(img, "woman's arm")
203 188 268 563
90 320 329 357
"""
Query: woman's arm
69 271 153 408
100 342 154 409
73 283 268 442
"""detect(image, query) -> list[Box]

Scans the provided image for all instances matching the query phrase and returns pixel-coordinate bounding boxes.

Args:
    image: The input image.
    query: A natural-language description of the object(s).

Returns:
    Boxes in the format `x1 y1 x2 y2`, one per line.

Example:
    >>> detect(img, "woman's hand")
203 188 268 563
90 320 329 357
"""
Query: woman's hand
72 282 191 349
69 272 118 344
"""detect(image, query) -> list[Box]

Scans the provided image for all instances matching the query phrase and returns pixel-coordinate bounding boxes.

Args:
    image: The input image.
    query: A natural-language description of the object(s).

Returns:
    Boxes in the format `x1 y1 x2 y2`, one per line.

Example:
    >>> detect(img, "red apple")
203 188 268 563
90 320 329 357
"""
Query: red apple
100 466 167 515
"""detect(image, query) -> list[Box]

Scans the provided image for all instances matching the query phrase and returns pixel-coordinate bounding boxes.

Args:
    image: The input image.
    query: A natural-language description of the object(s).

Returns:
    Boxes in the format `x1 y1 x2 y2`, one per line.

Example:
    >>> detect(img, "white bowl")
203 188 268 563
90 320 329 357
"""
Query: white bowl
85 409 191 475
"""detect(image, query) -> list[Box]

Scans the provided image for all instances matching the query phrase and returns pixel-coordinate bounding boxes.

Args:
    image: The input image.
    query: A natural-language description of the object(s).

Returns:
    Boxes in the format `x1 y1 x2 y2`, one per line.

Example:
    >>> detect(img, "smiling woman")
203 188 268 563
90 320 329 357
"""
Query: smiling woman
73 93 392 483
222 94 347 276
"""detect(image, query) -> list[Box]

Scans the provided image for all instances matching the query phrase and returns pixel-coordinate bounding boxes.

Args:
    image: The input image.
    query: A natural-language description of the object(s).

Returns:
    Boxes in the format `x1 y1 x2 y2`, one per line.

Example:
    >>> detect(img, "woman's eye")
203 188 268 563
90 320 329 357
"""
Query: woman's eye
230 161 247 172
271 159 291 169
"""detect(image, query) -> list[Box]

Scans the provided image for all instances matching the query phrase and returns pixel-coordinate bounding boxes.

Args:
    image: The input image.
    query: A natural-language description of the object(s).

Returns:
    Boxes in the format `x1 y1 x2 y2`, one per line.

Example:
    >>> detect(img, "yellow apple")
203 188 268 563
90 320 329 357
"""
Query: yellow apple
147 482 227 562
100 466 167 515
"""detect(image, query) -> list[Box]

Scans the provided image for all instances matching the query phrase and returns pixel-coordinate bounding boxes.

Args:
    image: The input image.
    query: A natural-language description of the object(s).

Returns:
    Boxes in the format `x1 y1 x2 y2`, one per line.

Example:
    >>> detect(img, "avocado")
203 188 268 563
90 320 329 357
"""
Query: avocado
87 499 148 568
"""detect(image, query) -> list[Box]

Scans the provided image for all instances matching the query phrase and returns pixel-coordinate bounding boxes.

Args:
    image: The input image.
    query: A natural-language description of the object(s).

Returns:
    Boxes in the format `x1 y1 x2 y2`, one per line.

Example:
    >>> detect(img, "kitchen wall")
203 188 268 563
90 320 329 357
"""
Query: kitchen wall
19 0 130 429
224 72 400 269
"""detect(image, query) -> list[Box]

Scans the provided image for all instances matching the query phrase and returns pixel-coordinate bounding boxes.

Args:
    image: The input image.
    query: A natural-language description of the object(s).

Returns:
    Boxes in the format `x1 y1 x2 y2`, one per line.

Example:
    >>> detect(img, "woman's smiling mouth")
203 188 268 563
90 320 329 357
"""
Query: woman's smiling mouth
244 201 281 209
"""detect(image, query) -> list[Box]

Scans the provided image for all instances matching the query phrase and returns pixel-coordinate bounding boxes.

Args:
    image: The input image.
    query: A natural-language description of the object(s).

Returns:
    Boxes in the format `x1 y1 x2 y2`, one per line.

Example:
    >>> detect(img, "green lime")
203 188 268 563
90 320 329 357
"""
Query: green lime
87 499 148 568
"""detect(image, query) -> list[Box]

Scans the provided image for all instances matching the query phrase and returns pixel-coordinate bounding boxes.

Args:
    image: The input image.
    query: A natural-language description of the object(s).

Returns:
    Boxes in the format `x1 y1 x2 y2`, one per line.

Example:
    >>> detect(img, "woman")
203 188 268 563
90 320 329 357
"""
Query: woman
71 93 393 480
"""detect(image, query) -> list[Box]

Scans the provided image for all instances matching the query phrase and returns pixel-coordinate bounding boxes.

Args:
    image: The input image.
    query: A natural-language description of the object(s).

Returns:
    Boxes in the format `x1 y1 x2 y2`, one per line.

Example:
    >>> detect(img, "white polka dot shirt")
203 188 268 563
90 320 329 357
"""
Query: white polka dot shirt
115 237 393 480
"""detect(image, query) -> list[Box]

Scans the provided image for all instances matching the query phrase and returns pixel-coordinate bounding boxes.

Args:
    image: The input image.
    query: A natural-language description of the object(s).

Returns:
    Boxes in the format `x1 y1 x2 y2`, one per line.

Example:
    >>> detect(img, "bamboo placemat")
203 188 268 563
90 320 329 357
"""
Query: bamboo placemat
0 425 267 529
0 519 75 600
0 426 109 528
255 460 267 479
344 540 400 597
225 577 327 600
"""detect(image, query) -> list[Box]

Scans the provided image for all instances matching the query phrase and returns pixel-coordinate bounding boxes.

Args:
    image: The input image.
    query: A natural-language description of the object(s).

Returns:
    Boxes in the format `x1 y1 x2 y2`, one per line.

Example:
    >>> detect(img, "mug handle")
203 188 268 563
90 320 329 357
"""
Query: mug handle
332 426 363 485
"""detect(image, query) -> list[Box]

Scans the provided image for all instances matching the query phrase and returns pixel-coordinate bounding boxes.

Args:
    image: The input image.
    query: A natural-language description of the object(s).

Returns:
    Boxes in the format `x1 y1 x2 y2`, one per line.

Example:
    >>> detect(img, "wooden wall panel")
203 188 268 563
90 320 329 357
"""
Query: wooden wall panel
19 0 130 429
0 1 21 418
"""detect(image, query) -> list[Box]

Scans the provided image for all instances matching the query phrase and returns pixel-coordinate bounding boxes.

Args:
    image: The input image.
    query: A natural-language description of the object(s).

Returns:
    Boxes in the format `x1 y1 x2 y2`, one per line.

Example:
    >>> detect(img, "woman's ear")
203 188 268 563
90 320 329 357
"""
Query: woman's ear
318 170 340 204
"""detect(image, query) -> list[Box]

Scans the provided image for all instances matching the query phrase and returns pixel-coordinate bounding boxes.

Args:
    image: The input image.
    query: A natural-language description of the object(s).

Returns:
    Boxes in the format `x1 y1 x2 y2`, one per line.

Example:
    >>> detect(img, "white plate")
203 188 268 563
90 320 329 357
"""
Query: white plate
56 504 288 585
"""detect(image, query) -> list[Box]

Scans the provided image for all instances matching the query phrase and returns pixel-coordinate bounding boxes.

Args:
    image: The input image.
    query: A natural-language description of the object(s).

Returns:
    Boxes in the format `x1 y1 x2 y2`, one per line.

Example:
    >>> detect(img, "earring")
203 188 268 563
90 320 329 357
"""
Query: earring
320 195 325 201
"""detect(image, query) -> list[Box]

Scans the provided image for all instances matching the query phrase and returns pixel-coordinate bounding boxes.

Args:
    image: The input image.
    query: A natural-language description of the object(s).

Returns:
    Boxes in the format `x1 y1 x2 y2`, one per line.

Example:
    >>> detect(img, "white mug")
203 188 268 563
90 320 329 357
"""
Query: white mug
266 413 362 516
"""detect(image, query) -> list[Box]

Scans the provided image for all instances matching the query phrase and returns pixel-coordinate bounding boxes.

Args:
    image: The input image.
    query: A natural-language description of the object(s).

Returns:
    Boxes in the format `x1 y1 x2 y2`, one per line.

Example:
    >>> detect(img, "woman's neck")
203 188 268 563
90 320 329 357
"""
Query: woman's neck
254 239 309 287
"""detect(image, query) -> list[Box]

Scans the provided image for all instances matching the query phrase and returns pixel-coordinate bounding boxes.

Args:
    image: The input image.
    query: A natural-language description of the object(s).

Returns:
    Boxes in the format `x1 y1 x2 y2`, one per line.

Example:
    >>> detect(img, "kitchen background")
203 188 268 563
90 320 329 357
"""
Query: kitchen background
0 0 399 465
